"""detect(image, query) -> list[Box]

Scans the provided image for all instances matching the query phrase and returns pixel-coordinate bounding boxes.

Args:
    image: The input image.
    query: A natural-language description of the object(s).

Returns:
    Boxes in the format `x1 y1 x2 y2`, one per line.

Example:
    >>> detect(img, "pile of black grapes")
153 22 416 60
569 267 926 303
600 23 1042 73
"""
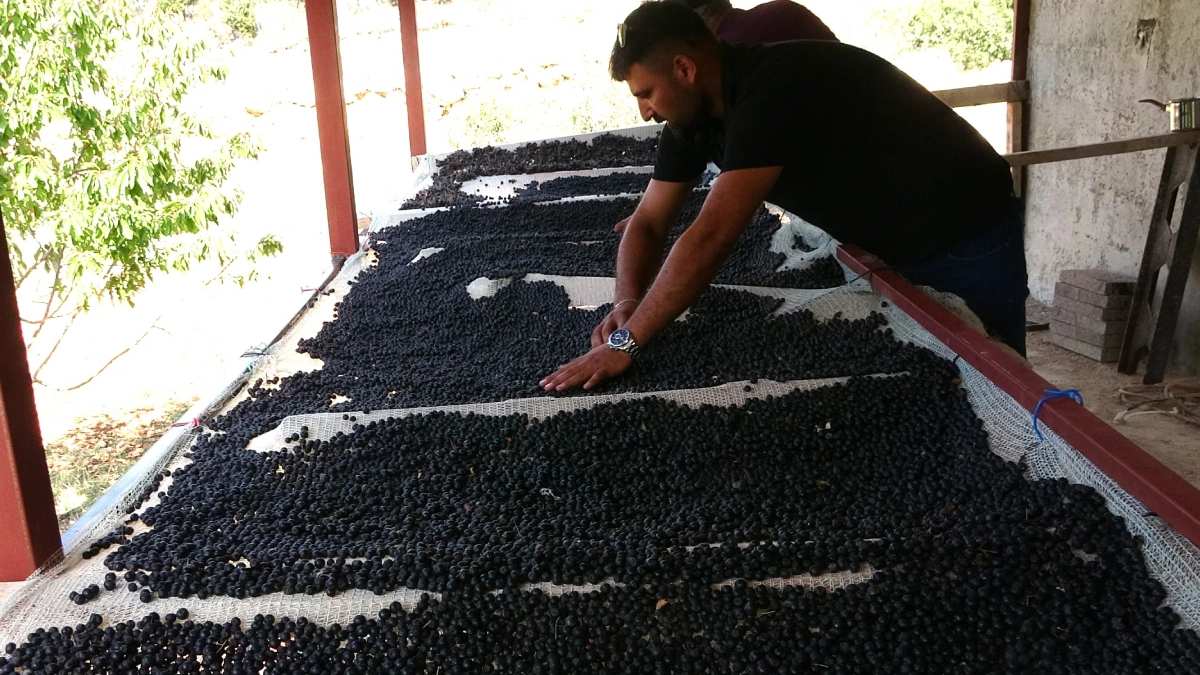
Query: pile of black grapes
402 133 658 209
10 370 1200 672
5 148 1198 674
202 194 853 448
508 172 653 204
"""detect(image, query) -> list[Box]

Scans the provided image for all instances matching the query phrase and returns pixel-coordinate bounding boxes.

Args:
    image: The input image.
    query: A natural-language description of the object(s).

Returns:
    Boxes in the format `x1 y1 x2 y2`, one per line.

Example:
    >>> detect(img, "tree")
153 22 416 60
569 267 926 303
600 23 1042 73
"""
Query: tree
906 0 1014 71
1 0 280 386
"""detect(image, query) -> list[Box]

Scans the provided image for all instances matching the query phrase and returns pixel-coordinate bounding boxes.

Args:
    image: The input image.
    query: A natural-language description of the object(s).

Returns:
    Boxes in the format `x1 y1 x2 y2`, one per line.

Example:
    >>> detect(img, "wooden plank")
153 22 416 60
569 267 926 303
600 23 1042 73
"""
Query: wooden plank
933 80 1029 108
837 244 1200 550
1012 0 1030 81
1008 97 1026 196
0 217 62 581
1120 144 1199 376
1050 320 1126 350
396 0 427 158
1008 0 1030 196
1142 147 1200 384
1054 282 1133 310
1055 309 1127 336
304 0 359 259
1060 269 1136 296
1054 295 1129 321
1051 333 1121 362
1004 131 1200 167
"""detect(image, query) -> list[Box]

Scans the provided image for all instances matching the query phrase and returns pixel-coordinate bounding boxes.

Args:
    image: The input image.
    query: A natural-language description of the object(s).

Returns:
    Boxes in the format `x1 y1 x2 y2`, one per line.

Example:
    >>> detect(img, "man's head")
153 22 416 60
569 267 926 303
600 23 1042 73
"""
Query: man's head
609 2 720 130
669 0 733 32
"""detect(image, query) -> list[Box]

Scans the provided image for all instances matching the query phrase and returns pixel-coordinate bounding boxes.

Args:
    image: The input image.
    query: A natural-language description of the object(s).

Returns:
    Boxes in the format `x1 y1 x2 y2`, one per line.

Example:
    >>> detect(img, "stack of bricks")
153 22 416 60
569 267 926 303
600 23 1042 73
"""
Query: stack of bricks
1050 269 1135 362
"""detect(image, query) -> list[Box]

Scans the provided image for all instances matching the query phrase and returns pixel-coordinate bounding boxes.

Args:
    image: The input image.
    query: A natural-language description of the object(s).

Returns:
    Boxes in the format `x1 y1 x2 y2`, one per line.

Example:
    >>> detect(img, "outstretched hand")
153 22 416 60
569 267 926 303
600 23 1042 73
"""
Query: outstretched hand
539 344 632 392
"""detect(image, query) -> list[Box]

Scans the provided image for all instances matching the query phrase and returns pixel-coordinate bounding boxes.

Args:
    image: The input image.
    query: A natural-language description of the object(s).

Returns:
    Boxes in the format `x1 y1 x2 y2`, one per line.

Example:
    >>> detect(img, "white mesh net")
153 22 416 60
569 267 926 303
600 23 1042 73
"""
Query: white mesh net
3 161 1199 649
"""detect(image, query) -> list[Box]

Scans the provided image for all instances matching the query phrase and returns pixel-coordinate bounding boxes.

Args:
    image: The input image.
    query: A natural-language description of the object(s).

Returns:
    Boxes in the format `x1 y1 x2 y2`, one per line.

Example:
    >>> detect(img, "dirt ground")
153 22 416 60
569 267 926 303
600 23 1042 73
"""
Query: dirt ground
1026 330 1200 488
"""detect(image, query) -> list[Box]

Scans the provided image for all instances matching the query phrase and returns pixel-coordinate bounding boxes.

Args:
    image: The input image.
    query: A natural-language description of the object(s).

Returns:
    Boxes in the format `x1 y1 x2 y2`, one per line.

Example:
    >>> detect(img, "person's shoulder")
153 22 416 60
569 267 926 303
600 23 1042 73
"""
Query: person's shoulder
759 39 863 58
758 40 894 77
730 40 846 79
726 40 883 109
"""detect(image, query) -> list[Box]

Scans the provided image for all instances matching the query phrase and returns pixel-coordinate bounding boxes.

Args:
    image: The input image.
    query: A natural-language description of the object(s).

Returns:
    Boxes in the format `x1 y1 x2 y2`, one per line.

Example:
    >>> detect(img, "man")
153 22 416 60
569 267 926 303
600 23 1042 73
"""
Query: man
612 0 836 235
539 2 1026 393
675 0 837 44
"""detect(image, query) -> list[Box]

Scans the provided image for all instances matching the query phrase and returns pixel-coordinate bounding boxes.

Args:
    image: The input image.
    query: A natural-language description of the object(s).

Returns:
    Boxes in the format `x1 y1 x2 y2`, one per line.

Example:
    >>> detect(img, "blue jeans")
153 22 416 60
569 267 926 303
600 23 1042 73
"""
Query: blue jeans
896 199 1029 356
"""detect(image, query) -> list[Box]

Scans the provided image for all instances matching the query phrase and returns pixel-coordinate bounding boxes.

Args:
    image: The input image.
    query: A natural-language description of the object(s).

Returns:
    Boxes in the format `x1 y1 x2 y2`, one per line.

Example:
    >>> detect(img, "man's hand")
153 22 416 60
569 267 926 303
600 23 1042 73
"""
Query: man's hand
613 216 631 234
539 344 632 392
590 300 639 348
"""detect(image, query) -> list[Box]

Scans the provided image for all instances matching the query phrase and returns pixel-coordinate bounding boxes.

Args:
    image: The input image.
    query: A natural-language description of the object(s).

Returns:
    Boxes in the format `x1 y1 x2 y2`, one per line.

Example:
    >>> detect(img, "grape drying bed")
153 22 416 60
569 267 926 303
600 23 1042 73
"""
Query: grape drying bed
3 128 1200 673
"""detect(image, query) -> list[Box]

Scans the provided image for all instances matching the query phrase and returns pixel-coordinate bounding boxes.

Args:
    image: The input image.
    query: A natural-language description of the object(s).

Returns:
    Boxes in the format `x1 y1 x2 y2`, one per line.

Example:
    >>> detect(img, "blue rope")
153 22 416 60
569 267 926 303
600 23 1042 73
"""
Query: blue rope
1032 388 1084 441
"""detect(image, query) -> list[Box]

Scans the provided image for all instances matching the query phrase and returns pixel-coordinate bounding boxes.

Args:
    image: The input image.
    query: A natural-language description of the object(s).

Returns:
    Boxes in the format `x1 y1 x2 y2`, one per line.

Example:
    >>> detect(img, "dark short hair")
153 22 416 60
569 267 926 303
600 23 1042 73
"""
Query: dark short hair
670 0 732 10
609 2 717 81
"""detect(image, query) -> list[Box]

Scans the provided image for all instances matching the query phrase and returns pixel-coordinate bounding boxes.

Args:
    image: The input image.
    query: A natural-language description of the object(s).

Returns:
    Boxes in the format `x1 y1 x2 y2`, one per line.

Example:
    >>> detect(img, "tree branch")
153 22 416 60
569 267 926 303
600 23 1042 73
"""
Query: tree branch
30 308 82 382
30 250 64 340
56 321 165 392
13 246 48 289
20 307 75 326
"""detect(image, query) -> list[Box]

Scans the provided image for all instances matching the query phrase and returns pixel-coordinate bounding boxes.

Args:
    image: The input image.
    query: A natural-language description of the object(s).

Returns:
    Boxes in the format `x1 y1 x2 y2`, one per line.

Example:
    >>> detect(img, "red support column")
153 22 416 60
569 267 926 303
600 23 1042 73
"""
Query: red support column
0 216 62 581
304 0 359 259
397 0 427 158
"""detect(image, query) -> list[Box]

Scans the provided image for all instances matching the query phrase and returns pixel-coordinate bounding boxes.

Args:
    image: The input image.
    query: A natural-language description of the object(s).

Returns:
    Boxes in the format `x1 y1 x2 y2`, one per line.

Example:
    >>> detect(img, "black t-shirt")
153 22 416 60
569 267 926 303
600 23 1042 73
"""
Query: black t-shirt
654 41 1014 264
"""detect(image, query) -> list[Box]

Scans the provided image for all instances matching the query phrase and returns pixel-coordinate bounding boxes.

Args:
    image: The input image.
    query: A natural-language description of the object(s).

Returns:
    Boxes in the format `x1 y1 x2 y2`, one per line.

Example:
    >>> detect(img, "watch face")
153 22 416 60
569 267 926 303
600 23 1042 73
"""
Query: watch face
608 328 630 348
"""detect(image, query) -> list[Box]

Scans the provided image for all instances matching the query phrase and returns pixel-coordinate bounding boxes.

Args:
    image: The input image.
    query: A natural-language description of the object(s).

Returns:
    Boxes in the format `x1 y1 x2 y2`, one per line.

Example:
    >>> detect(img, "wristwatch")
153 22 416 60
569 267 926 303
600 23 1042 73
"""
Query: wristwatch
606 327 640 357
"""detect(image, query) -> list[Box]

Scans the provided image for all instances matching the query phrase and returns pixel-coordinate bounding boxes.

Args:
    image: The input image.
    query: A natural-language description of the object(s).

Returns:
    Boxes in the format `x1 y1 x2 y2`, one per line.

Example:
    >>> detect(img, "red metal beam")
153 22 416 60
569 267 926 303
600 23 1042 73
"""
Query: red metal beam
837 244 1200 548
396 0 427 158
0 216 62 580
304 0 359 259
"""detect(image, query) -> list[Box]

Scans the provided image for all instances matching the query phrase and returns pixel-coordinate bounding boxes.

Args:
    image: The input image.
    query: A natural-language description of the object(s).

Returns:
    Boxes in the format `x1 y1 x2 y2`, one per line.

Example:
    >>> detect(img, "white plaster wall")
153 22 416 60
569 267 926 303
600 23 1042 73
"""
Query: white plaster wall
1025 0 1200 371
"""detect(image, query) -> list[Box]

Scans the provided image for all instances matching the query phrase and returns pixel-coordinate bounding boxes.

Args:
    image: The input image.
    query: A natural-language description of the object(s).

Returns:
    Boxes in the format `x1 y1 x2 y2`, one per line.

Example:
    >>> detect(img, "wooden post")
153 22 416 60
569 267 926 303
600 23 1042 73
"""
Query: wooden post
0 215 62 580
1008 0 1031 197
396 0 427 158
304 0 359 259
1119 144 1200 383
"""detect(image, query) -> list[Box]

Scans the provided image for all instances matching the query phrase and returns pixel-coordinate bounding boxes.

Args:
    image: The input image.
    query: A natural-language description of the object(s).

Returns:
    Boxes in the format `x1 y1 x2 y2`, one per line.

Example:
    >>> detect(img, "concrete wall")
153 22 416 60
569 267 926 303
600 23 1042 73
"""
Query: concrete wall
1025 0 1200 372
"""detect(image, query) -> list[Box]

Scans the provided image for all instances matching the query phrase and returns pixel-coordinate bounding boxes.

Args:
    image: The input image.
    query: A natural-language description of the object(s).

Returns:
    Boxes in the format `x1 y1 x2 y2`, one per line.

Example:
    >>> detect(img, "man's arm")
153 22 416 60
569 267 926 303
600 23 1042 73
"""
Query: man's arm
615 178 693 303
591 178 693 347
541 166 782 391
624 166 782 345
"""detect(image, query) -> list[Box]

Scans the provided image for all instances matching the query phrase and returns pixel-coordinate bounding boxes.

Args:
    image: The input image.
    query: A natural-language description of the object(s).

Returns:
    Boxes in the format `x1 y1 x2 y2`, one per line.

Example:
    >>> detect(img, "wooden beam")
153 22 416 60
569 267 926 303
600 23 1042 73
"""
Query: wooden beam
1011 0 1031 82
1008 97 1026 196
1004 132 1200 167
304 0 359 259
1009 0 1031 196
932 80 1029 108
0 215 62 581
396 0 427 158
